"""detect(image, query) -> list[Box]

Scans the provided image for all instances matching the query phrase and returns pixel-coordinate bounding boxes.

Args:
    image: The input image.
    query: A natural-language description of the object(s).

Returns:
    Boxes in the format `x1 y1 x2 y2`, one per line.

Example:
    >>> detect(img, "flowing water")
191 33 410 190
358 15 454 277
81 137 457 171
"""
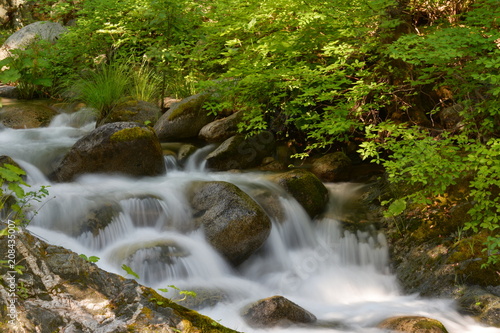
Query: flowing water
0 110 497 333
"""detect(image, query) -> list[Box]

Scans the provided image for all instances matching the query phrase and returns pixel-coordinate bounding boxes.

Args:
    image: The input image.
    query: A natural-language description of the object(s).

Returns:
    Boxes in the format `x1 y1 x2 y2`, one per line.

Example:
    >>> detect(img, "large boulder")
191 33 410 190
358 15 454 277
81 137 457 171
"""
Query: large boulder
0 21 66 61
154 93 214 141
204 132 275 171
378 316 449 333
199 111 243 143
96 99 162 127
241 295 317 328
0 227 239 333
188 181 272 266
0 103 58 128
267 169 329 219
51 122 165 182
310 151 352 182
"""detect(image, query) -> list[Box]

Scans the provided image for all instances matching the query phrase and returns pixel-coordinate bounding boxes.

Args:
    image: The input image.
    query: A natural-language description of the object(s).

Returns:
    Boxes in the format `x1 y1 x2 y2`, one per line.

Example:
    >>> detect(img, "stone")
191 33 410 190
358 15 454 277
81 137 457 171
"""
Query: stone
241 295 317 328
267 169 329 219
188 181 272 266
0 227 239 333
0 103 58 128
378 316 449 333
96 99 162 127
204 132 275 171
154 93 214 141
199 111 243 143
310 151 352 182
0 21 66 61
51 122 165 182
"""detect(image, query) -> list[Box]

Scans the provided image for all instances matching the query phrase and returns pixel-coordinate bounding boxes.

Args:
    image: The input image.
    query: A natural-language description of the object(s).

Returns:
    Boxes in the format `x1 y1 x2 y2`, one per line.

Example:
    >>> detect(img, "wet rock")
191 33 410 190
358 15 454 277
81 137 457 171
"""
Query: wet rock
205 132 275 171
189 181 272 266
267 169 329 219
378 316 449 332
457 286 500 327
0 228 239 333
199 111 243 143
0 21 67 60
51 122 165 182
96 99 162 127
0 85 18 98
310 151 352 182
0 103 58 128
154 93 214 141
241 295 317 328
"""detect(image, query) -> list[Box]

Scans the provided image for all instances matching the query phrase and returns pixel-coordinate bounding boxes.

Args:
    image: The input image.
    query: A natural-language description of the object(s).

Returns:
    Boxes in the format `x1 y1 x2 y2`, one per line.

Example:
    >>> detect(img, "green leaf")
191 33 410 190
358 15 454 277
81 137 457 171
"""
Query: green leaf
121 264 140 279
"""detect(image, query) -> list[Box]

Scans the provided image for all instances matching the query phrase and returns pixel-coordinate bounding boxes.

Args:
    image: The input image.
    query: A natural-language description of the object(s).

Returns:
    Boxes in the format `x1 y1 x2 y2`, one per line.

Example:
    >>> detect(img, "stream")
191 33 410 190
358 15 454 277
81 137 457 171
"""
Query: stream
0 108 497 333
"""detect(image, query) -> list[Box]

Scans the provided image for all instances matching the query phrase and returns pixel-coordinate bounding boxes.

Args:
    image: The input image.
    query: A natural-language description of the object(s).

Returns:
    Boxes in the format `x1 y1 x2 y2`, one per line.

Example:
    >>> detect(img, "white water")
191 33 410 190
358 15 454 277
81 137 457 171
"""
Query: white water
1 112 497 333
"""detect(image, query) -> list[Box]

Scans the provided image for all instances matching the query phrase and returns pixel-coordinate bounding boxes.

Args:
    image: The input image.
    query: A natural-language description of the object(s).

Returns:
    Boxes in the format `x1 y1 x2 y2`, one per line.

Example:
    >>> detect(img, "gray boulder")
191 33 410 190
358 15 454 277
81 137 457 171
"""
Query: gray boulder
241 295 317 328
205 132 275 171
0 228 239 333
154 93 214 141
188 181 272 266
199 111 243 143
51 122 165 182
0 21 66 61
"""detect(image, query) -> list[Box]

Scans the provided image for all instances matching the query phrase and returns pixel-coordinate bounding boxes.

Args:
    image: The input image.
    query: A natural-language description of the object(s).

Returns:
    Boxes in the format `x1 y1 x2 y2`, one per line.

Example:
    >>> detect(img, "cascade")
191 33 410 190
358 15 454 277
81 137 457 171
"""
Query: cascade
1 112 497 333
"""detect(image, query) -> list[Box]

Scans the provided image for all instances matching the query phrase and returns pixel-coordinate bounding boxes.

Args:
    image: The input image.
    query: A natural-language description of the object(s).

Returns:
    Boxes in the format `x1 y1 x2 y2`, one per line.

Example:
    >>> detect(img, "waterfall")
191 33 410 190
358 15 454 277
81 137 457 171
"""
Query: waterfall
1 112 497 333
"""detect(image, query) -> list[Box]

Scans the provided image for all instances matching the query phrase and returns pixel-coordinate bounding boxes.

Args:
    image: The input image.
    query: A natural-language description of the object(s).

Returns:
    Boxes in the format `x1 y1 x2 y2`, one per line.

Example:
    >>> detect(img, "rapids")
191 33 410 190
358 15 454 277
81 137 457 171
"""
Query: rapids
0 110 497 332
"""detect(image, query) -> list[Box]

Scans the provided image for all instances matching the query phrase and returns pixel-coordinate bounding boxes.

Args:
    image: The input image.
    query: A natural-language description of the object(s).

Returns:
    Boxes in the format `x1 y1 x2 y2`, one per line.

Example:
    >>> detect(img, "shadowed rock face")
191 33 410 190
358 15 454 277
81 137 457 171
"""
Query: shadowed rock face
0 228 240 333
188 181 272 266
51 122 165 182
241 295 317 328
96 99 162 128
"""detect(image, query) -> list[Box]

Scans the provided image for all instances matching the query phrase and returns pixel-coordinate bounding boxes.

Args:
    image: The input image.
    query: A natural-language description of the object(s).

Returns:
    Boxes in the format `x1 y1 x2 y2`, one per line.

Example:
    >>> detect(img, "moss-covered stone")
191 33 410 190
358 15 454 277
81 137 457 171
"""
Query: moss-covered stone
110 126 155 142
378 316 448 333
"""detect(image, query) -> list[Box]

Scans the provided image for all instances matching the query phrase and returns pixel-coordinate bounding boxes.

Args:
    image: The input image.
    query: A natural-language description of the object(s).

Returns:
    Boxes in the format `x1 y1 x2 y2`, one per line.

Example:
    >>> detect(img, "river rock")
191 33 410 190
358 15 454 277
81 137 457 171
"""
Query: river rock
0 228 239 333
154 93 214 141
0 103 57 128
199 111 243 143
267 169 329 219
378 316 449 332
96 99 162 127
0 21 66 60
188 181 272 266
51 122 165 182
204 132 276 171
310 151 352 182
241 295 317 328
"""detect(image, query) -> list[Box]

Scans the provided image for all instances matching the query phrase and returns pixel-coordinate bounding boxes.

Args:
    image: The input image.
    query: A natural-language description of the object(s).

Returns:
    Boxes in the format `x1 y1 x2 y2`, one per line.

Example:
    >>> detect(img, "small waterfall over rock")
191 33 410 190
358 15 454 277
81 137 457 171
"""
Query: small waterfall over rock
1 112 497 333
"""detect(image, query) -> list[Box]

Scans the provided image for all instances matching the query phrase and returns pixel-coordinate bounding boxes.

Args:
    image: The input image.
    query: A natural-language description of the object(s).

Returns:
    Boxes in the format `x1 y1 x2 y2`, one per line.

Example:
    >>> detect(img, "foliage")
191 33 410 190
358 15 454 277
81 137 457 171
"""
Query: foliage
79 254 100 263
0 163 50 233
0 40 55 99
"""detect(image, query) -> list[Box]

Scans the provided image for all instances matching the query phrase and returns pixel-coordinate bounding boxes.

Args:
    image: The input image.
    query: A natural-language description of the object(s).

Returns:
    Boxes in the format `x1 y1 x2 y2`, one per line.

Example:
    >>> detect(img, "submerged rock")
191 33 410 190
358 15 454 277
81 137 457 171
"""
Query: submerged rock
51 122 165 182
0 227 240 333
241 295 317 328
378 316 449 333
188 181 272 266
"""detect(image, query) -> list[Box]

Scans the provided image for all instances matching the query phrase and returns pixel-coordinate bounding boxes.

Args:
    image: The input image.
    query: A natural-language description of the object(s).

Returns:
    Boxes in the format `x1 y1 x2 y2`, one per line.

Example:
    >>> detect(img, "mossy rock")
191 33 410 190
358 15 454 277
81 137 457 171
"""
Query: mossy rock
51 122 165 182
378 316 449 332
0 103 57 128
267 169 329 219
96 99 161 127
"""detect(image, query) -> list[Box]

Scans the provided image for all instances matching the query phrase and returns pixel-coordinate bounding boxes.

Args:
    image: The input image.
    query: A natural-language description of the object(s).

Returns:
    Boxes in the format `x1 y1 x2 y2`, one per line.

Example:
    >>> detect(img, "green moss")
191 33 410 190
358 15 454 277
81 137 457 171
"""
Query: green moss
110 127 155 142
415 319 448 332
